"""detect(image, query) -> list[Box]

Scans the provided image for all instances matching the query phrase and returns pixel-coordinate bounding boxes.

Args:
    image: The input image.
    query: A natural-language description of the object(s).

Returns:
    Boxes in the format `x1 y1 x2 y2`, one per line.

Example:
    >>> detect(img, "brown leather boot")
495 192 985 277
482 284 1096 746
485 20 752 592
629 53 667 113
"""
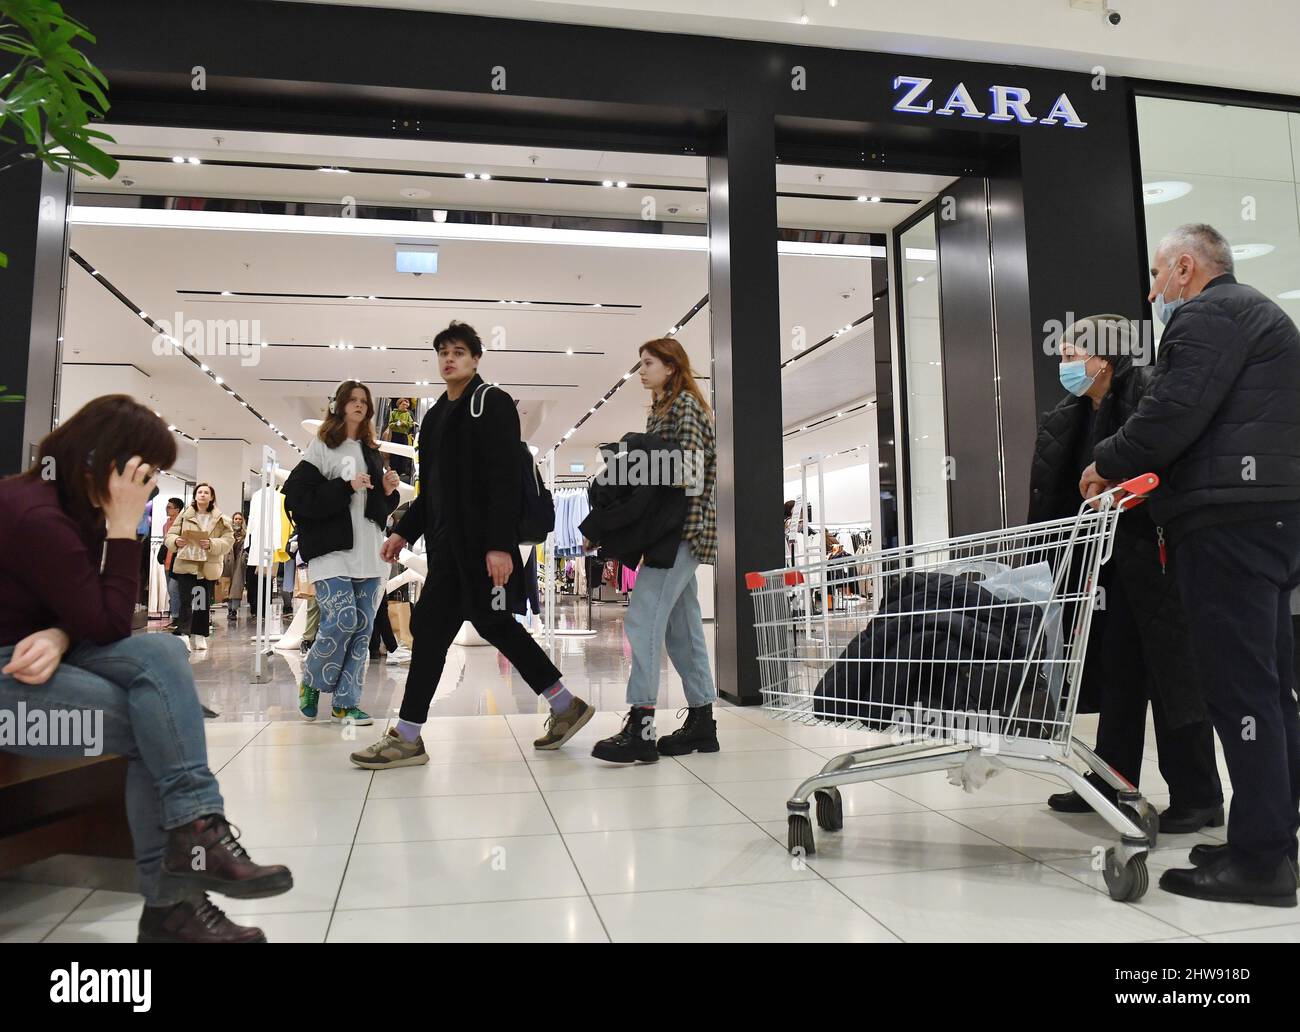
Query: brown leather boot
138 894 267 943
161 814 294 899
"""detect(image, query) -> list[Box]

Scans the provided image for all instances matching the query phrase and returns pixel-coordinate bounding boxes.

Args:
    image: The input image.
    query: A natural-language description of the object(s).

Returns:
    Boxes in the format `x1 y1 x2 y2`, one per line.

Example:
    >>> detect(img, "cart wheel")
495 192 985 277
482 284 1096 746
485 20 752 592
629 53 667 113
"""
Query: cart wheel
814 788 844 831
1119 801 1159 849
1103 849 1149 902
787 813 816 856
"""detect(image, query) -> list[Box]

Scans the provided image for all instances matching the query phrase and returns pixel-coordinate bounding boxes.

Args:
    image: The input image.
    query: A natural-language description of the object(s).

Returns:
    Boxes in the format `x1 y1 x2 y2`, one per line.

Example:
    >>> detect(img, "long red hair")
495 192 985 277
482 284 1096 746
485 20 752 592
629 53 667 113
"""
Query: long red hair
639 337 710 419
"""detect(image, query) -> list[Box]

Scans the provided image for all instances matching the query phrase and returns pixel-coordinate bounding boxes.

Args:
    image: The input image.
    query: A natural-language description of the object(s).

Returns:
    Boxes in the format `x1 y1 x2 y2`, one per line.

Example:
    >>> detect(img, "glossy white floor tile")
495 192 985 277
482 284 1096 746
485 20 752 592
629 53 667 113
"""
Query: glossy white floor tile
337 836 587 909
327 897 608 943
563 823 819 894
6 619 1277 944
593 881 900 942
831 863 1183 942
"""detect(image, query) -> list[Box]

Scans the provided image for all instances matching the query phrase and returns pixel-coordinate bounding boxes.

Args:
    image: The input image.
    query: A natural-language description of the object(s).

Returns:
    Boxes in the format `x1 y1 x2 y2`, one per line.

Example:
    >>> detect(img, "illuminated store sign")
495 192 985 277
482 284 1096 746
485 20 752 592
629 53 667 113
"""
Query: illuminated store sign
892 75 1088 128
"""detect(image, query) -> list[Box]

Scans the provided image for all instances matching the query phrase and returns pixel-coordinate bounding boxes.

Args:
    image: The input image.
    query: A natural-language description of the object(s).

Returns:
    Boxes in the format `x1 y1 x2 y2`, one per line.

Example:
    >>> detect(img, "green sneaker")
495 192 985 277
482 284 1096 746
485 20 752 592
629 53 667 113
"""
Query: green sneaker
349 727 429 769
331 705 374 726
298 683 319 721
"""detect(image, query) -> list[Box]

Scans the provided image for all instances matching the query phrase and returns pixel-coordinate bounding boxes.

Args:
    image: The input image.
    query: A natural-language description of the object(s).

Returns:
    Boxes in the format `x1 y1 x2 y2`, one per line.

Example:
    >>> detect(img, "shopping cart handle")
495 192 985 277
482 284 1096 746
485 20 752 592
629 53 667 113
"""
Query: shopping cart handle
1090 472 1159 511
744 570 805 590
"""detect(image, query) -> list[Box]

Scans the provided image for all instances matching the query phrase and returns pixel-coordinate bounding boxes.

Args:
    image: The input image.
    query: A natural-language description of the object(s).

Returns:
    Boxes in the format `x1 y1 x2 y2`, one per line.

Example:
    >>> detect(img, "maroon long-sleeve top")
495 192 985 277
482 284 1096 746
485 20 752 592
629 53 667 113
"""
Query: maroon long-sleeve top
0 475 140 648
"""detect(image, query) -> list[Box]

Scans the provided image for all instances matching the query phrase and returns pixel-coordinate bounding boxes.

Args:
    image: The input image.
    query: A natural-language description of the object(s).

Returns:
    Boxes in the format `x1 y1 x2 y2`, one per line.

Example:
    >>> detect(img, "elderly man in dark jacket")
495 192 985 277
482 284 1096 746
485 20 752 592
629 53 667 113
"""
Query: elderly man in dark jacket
1084 223 1300 908
1031 315 1221 832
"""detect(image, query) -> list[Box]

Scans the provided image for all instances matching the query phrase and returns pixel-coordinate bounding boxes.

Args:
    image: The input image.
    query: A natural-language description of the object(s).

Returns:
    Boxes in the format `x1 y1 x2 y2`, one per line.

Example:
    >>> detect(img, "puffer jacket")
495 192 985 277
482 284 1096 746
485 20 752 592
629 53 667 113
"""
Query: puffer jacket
1029 355 1206 727
580 432 687 569
166 506 234 580
1094 274 1300 535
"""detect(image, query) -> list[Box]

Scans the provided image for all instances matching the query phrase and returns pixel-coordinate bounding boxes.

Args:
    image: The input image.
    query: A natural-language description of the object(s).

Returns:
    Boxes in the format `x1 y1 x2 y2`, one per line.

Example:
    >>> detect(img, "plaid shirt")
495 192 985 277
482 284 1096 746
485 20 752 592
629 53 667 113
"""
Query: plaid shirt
646 390 717 565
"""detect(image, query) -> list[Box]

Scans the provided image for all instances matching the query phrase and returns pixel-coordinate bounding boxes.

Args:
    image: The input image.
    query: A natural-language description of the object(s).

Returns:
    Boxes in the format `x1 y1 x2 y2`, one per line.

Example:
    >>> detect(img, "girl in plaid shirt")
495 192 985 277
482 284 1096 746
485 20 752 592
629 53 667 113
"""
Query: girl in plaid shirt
591 338 721 764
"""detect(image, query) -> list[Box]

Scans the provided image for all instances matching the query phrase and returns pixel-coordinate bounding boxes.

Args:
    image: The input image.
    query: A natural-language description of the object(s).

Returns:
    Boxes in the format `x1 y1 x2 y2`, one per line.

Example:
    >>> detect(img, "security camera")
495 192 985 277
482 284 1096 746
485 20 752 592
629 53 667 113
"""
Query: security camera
666 205 680 215
1106 7 1121 24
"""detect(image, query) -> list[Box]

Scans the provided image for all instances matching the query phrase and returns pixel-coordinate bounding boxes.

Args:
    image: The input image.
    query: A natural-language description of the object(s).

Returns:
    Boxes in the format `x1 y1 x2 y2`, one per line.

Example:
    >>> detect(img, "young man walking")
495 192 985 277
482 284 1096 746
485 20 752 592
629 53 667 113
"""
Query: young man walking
350 322 592 768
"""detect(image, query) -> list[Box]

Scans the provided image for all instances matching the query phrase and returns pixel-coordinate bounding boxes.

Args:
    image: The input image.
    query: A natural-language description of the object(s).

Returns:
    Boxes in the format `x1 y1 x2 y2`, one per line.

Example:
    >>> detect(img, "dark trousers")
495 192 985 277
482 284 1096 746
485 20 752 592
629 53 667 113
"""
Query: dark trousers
399 548 562 724
246 564 278 618
173 573 211 637
1094 576 1222 809
1174 515 1300 869
370 596 398 653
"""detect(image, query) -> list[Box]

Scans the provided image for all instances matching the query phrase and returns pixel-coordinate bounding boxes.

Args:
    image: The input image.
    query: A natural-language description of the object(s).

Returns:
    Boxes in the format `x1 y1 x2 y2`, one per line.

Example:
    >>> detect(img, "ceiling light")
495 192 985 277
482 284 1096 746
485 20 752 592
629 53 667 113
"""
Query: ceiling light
432 209 448 222
214 376 223 384
220 290 232 296
480 173 492 181
1142 180 1193 205
464 172 475 179
138 310 148 319
602 180 613 188
200 363 209 371
870 196 881 203
616 181 628 189
1231 243 1274 260
566 348 574 355
1279 289 1300 300
171 156 184 163
856 195 867 202
187 157 200 165
916 276 925 282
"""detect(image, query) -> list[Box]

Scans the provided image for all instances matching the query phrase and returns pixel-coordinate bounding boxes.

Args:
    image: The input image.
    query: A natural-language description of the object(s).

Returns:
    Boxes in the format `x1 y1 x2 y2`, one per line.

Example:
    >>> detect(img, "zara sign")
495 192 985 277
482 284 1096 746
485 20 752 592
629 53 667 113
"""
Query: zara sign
891 75 1088 128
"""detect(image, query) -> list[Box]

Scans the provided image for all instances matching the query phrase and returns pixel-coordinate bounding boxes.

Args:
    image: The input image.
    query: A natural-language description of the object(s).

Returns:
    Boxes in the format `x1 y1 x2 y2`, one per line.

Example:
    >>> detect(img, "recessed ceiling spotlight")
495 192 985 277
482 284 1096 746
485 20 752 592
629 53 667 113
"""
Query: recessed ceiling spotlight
616 181 628 189
171 156 184 163
1142 181 1193 205
1231 243 1274 260
602 180 613 188
566 348 574 355
464 172 475 179
856 195 867 202
432 209 448 222
480 173 491 181
221 290 232 296
187 157 200 165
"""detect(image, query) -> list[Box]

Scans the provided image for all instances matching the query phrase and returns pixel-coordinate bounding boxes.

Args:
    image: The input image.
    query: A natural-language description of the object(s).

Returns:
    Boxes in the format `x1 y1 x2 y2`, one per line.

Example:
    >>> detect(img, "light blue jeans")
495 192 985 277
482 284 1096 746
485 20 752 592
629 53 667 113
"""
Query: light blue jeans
303 576 383 710
0 632 224 906
624 541 717 707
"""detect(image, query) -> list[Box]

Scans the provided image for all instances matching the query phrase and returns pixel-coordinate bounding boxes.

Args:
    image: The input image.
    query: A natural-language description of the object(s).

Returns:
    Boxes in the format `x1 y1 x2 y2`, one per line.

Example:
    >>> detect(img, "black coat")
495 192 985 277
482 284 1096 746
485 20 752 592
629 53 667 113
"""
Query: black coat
1094 274 1300 533
283 441 398 563
812 571 1056 738
579 432 687 569
1028 356 1206 727
394 374 527 618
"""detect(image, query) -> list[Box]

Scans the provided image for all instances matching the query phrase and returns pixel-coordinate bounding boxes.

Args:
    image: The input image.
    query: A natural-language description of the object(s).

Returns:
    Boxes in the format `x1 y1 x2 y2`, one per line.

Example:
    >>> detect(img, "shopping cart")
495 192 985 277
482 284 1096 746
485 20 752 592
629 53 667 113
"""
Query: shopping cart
744 473 1162 902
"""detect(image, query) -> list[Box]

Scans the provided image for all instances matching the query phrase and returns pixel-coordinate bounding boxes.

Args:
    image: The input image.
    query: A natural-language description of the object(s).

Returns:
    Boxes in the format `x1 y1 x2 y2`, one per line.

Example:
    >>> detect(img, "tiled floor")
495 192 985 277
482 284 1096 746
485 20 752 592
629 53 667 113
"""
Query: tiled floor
3 603 1298 943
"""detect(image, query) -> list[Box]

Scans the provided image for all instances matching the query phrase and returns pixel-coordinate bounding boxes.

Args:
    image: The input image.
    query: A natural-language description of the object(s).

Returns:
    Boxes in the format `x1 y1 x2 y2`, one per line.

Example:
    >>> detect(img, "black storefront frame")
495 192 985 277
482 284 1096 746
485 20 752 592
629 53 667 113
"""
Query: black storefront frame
3 0 1163 706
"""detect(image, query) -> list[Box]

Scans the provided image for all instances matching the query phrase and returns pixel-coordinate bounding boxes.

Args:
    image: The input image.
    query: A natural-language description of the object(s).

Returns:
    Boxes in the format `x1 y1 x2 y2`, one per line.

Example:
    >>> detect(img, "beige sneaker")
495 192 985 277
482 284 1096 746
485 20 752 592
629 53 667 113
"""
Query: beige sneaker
349 727 429 769
533 698 594 750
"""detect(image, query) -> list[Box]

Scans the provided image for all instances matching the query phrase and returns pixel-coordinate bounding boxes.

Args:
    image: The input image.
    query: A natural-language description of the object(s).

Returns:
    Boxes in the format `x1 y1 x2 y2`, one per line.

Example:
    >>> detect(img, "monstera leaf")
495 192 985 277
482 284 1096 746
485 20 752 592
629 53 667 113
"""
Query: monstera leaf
1 0 118 268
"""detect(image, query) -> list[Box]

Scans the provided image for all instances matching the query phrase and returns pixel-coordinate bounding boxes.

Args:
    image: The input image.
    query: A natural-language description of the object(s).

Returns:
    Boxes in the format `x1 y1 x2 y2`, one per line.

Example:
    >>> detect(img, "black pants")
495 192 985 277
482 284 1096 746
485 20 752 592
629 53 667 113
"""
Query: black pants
399 549 562 724
1174 515 1300 869
173 573 212 637
246 565 278 618
1094 575 1222 809
370 596 398 653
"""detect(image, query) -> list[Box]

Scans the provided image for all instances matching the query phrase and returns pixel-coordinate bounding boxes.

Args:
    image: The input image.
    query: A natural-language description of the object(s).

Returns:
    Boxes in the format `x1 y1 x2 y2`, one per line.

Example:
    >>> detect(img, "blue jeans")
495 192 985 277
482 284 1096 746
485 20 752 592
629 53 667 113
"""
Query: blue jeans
167 573 181 620
624 541 716 707
304 576 383 710
0 632 224 906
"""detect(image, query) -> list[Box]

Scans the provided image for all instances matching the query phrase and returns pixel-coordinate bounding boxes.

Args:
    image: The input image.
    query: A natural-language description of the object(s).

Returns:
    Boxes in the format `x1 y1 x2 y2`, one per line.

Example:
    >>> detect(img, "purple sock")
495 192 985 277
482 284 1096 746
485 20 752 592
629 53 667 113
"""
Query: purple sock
394 719 422 743
542 681 575 713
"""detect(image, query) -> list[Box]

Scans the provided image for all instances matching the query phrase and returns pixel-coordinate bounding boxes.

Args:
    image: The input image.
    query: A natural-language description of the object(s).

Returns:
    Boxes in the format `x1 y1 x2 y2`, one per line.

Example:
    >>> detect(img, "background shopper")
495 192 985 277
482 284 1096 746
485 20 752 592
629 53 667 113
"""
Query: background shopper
165 483 233 652
0 395 292 943
284 380 400 726
160 496 183 629
1030 314 1222 831
223 510 247 620
586 337 719 763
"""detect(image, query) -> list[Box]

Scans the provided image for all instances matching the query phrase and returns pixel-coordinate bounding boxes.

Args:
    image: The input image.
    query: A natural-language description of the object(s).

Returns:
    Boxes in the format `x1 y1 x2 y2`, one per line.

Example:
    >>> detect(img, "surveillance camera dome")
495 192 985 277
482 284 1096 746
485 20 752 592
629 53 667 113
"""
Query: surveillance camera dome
666 205 681 215
1107 9 1121 24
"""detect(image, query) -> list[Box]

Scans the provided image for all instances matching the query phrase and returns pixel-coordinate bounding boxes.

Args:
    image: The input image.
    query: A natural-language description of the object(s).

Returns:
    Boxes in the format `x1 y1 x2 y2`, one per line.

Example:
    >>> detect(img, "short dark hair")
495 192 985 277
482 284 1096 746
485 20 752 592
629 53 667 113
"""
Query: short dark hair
167 497 184 510
433 321 483 358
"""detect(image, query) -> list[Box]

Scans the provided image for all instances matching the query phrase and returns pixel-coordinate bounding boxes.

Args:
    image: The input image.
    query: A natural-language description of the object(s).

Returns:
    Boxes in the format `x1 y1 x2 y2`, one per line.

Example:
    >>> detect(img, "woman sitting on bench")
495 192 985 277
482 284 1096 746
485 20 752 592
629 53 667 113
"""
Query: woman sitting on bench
0 395 293 944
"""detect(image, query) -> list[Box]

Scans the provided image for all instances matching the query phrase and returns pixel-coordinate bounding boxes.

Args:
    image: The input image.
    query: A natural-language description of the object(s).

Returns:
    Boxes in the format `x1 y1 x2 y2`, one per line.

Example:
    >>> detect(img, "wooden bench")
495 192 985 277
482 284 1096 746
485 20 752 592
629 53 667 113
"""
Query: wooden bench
0 753 134 876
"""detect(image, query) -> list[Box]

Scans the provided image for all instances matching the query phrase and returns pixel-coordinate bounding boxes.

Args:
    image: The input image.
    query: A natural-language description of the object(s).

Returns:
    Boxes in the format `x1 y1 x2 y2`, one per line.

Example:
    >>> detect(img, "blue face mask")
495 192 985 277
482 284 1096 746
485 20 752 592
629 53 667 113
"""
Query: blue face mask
1153 270 1188 324
1059 359 1096 397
